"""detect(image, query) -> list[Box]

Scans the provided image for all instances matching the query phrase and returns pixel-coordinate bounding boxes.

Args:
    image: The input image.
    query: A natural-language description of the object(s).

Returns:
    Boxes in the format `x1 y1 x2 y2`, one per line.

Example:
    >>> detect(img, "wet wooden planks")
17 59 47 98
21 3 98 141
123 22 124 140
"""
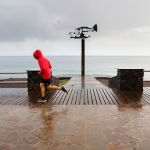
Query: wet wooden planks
1 88 150 105
0 88 29 105
51 88 150 105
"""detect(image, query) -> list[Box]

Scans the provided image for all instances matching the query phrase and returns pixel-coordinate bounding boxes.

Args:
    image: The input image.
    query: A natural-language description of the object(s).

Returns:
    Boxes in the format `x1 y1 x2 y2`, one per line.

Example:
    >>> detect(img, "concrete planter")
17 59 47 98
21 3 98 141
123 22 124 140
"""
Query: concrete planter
27 70 59 93
109 69 144 91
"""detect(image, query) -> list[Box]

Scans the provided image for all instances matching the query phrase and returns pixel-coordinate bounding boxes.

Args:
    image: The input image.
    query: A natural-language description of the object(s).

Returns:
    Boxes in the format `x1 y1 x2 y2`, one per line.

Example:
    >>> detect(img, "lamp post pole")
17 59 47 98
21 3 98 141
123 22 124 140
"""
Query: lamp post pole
81 39 85 76
69 24 97 77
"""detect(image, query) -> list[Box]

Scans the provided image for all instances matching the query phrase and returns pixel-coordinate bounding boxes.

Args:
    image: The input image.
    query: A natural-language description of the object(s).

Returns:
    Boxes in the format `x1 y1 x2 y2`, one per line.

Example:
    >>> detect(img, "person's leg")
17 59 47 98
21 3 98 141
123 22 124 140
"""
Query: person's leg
40 83 46 98
37 83 47 102
47 84 68 93
47 84 62 90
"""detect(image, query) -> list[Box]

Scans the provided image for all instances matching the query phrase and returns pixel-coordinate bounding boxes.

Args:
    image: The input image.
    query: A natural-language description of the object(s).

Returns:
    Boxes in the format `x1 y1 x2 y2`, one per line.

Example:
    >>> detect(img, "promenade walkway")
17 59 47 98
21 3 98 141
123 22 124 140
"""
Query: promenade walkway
0 76 150 149
0 76 150 105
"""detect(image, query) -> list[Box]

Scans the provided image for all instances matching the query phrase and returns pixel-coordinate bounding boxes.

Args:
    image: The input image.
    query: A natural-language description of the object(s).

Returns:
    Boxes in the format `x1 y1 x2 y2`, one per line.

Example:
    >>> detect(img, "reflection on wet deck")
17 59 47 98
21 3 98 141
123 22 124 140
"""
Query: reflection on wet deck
0 105 149 149
0 87 150 105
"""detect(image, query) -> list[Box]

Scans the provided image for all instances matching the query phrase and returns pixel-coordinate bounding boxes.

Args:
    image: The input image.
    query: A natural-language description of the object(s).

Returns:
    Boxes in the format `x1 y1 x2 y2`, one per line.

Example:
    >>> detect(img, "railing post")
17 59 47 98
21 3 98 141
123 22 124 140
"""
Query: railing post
81 39 85 76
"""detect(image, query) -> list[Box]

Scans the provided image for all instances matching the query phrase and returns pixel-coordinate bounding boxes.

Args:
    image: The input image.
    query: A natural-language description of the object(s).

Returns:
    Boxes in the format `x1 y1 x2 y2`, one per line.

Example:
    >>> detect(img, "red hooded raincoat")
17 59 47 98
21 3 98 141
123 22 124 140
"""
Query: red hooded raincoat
33 50 52 79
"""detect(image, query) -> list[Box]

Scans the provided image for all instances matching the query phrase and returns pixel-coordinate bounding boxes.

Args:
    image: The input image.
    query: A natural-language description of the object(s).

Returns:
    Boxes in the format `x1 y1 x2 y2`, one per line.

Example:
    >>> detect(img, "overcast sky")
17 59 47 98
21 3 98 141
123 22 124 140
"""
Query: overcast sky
0 0 150 56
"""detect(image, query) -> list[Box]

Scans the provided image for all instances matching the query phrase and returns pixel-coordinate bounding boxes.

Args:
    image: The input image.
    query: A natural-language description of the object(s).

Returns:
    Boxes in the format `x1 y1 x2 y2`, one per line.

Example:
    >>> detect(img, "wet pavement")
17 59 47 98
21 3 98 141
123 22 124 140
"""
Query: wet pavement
65 75 107 88
0 76 150 149
0 104 150 150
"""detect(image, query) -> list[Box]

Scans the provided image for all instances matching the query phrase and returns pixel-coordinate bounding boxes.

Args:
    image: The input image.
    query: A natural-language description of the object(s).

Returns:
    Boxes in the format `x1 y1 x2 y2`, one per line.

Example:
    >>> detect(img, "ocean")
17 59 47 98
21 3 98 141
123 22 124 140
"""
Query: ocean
0 56 150 80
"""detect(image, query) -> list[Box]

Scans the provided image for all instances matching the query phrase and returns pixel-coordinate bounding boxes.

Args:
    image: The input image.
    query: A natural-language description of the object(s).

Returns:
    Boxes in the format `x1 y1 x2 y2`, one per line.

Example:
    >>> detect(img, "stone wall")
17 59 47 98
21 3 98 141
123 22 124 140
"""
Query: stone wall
27 70 59 93
109 69 144 91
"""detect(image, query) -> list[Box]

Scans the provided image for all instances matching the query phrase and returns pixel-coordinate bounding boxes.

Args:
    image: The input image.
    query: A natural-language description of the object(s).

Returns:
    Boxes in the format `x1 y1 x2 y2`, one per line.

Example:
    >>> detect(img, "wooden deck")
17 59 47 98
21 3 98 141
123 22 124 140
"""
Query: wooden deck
0 76 150 105
0 87 150 105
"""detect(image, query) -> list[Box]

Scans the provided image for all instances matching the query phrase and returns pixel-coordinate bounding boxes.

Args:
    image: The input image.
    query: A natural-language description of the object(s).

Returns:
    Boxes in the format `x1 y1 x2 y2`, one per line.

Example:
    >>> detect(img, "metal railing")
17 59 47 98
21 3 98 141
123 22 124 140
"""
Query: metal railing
144 70 150 72
0 72 27 80
0 72 26 74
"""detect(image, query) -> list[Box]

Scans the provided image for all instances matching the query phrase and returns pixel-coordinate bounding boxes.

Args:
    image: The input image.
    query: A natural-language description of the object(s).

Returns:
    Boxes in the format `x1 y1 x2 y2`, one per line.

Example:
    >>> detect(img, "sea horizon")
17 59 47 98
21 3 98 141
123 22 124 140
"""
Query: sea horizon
1 55 150 57
1 56 150 80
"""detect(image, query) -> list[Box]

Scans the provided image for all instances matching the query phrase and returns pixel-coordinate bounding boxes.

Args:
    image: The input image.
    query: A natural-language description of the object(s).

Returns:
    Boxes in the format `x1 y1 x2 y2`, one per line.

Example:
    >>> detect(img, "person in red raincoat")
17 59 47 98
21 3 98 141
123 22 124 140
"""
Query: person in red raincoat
33 49 67 102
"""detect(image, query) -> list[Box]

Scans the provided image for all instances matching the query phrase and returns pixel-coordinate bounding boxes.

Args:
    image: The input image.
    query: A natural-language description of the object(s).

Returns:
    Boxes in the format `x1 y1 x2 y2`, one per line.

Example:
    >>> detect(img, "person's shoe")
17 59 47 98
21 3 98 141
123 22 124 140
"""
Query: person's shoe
37 98 47 103
42 99 47 103
61 86 68 94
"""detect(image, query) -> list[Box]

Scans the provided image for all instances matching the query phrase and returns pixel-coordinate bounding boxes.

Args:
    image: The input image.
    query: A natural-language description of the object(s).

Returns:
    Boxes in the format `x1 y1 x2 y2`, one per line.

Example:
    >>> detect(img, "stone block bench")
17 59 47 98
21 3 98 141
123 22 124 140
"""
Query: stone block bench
27 70 59 94
109 69 144 91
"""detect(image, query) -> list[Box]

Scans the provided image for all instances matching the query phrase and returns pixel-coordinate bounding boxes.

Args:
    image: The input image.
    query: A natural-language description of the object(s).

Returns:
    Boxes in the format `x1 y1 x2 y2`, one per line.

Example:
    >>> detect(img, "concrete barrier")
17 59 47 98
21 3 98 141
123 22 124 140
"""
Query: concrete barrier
27 70 59 93
109 69 144 91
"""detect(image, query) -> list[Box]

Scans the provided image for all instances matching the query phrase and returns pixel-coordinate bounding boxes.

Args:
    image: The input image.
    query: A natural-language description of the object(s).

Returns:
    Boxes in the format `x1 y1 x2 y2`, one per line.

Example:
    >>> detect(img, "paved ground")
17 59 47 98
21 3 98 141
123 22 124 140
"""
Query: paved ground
65 75 107 88
0 76 150 149
0 105 150 150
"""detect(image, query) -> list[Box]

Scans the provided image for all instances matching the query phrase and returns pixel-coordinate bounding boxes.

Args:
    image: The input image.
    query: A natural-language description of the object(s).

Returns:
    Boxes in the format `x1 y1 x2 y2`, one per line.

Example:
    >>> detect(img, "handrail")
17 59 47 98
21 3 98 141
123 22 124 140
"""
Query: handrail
0 70 150 74
144 70 150 72
0 72 26 74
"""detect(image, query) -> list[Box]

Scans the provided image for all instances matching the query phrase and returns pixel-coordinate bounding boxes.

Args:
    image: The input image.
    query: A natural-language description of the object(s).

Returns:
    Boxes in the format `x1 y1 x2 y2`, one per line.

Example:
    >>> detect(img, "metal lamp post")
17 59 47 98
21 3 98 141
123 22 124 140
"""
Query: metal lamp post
69 24 97 76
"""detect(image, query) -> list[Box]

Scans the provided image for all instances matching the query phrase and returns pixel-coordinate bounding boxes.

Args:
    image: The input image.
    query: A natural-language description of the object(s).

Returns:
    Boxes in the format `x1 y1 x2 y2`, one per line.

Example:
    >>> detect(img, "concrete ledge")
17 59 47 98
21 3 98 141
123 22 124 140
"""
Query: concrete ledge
109 69 144 91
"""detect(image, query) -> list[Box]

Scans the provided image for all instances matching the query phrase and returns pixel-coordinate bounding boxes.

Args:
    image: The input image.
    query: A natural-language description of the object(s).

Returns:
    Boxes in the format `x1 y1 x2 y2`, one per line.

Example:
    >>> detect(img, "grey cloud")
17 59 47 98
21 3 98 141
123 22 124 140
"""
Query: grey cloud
0 0 150 42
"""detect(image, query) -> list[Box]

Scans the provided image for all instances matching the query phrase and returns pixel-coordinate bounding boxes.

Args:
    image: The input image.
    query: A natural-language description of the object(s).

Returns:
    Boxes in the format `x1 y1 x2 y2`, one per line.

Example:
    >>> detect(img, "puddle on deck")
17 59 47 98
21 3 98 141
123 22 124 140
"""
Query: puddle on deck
0 104 150 150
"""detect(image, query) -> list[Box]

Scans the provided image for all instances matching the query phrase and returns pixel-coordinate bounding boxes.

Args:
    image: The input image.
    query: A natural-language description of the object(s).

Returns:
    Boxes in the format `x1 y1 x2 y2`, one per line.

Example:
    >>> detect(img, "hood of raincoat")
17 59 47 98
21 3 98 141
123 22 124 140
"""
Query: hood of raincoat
33 49 44 59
